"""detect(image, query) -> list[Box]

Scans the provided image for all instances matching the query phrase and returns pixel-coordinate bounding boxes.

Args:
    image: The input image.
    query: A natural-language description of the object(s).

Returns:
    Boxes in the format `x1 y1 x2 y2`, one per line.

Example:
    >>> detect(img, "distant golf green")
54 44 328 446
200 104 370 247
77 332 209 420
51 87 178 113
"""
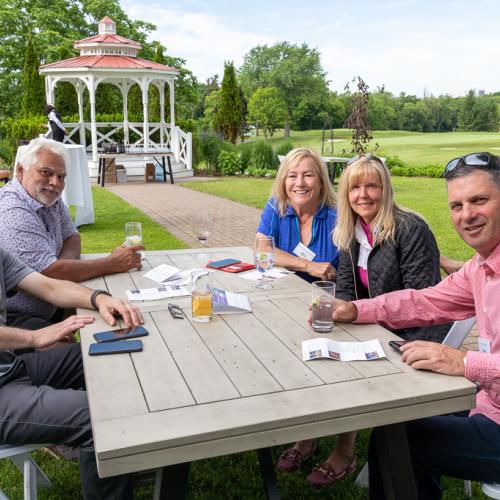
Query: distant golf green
252 129 500 166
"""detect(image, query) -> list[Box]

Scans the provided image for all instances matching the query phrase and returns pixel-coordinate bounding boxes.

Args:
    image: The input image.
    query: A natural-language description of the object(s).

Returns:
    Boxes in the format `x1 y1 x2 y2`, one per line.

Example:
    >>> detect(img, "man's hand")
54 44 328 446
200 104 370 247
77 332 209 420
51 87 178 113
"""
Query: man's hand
109 245 144 272
332 299 358 322
96 294 144 328
305 261 337 281
400 341 466 376
33 315 95 349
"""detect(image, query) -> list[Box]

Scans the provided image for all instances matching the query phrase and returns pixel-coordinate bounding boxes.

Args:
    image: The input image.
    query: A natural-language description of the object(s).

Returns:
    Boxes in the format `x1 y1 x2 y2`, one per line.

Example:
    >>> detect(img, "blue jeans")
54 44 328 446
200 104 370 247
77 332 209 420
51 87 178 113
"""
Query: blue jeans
368 412 500 499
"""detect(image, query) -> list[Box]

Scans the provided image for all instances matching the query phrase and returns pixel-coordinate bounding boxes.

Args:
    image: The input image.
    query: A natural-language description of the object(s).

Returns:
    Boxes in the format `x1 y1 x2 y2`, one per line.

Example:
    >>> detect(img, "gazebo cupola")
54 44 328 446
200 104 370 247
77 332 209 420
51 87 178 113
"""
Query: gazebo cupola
39 17 192 174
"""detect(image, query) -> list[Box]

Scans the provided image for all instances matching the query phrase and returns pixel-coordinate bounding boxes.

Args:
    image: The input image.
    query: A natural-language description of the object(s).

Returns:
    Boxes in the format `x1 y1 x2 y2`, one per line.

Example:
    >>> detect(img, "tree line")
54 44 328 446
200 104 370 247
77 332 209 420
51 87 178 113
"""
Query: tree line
1 0 499 153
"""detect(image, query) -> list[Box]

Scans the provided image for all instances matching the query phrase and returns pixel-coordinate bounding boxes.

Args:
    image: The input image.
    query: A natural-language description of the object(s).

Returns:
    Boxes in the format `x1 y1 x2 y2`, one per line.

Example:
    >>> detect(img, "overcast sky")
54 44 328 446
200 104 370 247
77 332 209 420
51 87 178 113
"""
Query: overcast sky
122 0 499 97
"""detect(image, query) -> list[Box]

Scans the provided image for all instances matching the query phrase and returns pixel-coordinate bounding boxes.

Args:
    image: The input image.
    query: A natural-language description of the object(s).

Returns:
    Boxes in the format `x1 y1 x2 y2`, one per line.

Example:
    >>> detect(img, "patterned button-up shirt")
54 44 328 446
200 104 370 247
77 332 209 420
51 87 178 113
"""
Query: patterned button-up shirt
354 242 500 426
0 178 78 319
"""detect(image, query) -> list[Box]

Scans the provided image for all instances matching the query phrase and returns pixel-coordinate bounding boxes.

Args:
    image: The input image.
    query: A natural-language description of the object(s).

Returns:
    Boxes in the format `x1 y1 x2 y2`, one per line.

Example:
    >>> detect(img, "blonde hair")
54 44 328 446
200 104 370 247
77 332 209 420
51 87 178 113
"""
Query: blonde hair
333 156 411 251
272 147 336 216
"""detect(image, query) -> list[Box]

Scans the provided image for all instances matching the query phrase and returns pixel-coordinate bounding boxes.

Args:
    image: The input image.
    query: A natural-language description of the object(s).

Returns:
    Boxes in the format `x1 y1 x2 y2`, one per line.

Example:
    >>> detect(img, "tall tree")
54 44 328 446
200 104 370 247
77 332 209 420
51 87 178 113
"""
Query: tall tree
20 35 45 117
458 90 478 131
214 61 242 143
248 87 287 138
0 0 155 117
239 42 329 137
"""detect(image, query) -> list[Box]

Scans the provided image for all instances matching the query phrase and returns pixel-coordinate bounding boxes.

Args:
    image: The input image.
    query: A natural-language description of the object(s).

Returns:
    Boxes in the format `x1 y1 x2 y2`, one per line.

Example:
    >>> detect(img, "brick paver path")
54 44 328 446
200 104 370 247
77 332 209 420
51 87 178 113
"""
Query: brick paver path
106 181 261 248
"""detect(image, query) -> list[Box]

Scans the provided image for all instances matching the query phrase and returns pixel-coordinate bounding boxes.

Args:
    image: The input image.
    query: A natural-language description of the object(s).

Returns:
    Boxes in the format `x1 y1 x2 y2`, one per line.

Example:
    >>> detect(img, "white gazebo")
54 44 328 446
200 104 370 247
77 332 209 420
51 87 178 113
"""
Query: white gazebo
40 16 192 175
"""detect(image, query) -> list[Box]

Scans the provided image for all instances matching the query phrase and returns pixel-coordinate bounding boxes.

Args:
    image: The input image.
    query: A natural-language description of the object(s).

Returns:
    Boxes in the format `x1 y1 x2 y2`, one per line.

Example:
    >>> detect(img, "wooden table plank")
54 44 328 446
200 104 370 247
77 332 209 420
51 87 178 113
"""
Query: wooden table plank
152 309 240 404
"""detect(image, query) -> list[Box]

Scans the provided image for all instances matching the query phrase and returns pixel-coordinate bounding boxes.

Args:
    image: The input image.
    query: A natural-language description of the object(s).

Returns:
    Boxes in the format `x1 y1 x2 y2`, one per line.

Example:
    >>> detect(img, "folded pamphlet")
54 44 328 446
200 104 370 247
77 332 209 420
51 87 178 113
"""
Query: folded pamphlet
212 288 252 314
302 338 385 362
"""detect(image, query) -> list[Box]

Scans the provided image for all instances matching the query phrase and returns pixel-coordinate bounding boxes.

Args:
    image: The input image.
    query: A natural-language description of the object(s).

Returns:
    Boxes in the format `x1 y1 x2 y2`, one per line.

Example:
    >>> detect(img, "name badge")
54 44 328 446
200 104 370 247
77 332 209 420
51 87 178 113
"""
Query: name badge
478 337 491 353
293 242 316 261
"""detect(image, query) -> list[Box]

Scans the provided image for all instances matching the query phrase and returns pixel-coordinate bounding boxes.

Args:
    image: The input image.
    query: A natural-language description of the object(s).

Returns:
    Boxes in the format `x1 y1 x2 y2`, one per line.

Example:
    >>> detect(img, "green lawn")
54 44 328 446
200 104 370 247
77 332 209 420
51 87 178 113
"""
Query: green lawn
78 187 186 253
182 177 475 261
247 128 500 167
0 181 483 499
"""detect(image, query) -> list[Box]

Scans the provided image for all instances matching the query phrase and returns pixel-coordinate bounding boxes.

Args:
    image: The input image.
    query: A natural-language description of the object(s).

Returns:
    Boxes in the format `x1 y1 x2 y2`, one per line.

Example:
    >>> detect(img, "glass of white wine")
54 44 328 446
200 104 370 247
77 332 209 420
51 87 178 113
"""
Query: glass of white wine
125 222 143 258
254 235 275 289
192 214 212 262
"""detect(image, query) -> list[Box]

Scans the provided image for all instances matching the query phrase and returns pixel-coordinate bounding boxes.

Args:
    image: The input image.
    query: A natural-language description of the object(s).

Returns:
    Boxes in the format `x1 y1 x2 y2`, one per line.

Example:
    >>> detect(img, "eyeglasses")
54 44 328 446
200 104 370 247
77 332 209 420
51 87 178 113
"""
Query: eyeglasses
168 303 185 319
444 152 495 177
346 153 385 167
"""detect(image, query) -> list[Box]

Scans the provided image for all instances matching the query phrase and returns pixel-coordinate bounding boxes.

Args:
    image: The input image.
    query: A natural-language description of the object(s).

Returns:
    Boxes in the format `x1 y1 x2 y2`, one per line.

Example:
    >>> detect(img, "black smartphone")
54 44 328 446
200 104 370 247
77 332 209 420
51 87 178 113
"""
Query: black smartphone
388 340 408 353
206 258 241 269
89 339 143 356
93 326 148 343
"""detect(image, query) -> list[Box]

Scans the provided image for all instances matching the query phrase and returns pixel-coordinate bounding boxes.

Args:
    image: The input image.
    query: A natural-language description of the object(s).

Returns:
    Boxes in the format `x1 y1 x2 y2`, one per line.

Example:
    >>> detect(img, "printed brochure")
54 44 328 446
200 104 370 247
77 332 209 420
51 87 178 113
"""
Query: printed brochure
302 338 386 362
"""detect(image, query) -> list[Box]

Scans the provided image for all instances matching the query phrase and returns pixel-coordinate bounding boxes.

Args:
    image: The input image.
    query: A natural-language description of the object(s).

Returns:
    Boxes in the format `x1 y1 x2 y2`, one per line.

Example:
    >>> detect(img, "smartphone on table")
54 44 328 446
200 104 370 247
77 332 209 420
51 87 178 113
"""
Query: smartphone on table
88 339 143 356
206 258 241 269
93 325 148 343
388 340 409 353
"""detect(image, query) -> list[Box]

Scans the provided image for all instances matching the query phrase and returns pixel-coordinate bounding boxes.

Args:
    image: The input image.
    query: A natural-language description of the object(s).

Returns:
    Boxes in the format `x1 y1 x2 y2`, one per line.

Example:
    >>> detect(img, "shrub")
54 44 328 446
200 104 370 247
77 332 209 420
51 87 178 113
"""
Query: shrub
217 150 241 175
384 155 406 170
250 141 278 170
239 143 253 169
177 118 198 133
275 139 294 157
195 131 224 171
244 167 277 178
391 165 443 178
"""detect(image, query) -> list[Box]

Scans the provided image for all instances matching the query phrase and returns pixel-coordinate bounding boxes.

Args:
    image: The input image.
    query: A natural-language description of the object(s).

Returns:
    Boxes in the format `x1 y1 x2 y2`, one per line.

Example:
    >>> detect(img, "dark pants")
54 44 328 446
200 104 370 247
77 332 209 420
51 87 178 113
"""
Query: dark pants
0 344 132 499
368 412 500 500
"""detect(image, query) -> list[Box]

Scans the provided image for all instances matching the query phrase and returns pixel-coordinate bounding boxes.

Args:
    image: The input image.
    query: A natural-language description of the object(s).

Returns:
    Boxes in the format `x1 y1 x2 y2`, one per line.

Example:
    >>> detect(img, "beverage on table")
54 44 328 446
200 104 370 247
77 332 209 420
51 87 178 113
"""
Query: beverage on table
125 221 144 259
125 222 142 247
311 281 335 332
193 214 212 262
191 271 213 322
254 235 275 289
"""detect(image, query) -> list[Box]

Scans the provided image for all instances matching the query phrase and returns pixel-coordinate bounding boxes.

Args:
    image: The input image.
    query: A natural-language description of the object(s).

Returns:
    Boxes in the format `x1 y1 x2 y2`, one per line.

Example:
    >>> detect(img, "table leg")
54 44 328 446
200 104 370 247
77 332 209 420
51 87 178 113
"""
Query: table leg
154 462 190 500
374 423 417 500
166 155 174 184
257 448 281 500
97 158 103 187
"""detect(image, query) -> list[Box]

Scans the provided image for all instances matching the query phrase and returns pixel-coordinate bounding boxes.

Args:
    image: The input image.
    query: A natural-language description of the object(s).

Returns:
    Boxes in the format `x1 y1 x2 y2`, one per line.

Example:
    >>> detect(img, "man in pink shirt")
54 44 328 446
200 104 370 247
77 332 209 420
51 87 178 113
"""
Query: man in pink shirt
334 152 500 499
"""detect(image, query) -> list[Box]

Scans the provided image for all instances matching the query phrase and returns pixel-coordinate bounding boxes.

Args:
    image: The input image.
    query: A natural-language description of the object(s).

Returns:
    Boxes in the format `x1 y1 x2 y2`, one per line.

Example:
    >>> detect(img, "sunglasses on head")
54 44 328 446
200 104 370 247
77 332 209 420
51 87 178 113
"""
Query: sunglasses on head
346 153 385 167
444 152 496 177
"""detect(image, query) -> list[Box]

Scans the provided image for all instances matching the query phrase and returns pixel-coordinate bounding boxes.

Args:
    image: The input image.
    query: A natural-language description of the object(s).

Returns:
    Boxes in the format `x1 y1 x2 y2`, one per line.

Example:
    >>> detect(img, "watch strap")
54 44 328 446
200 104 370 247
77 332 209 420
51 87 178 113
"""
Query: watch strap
90 289 111 310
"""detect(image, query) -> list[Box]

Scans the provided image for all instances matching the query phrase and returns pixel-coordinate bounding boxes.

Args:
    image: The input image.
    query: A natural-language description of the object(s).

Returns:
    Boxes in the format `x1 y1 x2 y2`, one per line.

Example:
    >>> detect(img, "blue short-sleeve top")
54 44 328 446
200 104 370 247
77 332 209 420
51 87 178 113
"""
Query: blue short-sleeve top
257 198 339 282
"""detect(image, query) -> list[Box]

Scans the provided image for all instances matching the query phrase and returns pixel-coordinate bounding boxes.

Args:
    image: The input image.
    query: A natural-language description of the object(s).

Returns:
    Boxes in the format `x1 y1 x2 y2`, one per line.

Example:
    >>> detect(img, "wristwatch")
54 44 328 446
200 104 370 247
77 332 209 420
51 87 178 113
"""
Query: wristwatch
90 289 111 310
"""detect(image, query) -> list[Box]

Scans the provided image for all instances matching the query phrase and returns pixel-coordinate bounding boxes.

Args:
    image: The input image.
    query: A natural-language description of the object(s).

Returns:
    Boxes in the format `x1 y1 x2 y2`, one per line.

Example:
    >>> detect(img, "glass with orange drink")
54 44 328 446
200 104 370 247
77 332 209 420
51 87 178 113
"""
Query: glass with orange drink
191 271 213 322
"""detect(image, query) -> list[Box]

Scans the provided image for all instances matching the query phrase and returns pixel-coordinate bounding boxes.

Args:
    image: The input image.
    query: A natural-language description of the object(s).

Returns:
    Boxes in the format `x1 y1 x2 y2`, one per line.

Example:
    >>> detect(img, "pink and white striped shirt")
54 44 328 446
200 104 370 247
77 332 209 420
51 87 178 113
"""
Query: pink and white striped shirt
354 242 500 425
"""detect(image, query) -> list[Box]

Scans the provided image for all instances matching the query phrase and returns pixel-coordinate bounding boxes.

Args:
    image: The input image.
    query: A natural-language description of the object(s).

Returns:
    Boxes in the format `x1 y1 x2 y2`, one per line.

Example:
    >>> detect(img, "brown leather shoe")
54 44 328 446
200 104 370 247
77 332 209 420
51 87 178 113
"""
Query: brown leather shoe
306 457 357 487
276 441 319 473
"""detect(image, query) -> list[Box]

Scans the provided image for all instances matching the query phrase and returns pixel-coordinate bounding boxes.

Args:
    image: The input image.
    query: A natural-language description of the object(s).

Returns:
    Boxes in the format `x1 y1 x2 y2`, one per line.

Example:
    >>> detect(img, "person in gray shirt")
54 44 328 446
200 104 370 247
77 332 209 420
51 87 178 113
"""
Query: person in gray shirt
0 245 143 499
0 138 144 329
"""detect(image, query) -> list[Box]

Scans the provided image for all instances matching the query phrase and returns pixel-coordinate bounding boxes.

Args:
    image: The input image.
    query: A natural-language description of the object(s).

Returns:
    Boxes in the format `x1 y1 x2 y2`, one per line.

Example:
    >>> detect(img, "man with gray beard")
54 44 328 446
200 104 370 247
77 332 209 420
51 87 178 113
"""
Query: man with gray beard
0 138 144 330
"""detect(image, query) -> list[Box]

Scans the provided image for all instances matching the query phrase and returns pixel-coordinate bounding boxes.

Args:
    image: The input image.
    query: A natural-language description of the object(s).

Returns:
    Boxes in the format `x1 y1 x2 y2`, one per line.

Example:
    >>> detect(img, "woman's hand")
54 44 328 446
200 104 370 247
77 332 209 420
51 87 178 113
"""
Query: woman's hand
305 261 337 281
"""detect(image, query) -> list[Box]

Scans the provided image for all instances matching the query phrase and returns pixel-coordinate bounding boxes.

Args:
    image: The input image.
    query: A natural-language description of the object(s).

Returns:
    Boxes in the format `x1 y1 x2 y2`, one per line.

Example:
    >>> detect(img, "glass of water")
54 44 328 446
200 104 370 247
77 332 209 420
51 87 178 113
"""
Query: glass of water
311 281 335 333
254 235 275 289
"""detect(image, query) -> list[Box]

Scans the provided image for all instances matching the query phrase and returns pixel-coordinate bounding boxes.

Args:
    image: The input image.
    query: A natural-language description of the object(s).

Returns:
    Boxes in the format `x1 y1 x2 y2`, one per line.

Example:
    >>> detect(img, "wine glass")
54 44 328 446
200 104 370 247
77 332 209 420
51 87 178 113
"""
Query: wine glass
254 235 275 289
125 222 143 258
193 214 212 262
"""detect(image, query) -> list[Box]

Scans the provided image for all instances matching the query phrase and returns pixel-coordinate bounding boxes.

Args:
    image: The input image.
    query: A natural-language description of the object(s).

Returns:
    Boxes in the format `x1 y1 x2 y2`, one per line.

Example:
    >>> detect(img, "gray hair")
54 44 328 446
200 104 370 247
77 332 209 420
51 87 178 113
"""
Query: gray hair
445 154 500 190
16 138 69 172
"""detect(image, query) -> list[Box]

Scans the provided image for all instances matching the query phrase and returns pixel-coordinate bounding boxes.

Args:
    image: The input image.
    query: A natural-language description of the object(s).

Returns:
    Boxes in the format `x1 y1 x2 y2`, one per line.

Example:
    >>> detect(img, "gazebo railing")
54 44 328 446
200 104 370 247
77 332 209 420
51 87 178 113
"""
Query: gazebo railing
62 121 192 170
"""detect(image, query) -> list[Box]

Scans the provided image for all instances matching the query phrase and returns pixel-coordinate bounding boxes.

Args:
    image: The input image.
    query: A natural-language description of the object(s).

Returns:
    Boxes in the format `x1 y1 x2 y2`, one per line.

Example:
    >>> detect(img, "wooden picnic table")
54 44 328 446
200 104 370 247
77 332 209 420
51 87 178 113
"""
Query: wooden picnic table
79 247 476 499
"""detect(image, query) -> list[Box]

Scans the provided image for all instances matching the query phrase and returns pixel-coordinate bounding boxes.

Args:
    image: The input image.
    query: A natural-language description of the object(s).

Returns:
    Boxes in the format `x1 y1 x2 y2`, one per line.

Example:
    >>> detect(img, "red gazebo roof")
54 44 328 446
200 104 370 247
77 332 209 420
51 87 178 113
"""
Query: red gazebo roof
41 55 177 71
74 33 142 49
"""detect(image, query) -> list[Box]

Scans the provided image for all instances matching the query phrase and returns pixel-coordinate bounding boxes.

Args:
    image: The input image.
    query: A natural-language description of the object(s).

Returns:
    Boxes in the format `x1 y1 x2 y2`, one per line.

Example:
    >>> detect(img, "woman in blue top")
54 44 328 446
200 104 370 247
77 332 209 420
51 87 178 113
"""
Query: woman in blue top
256 148 339 282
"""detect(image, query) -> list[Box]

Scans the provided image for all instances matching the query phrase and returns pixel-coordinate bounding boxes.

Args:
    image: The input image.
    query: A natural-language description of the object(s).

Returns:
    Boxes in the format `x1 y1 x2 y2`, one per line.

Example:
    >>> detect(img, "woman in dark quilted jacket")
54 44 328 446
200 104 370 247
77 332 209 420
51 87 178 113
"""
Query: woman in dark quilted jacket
276 154 450 488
